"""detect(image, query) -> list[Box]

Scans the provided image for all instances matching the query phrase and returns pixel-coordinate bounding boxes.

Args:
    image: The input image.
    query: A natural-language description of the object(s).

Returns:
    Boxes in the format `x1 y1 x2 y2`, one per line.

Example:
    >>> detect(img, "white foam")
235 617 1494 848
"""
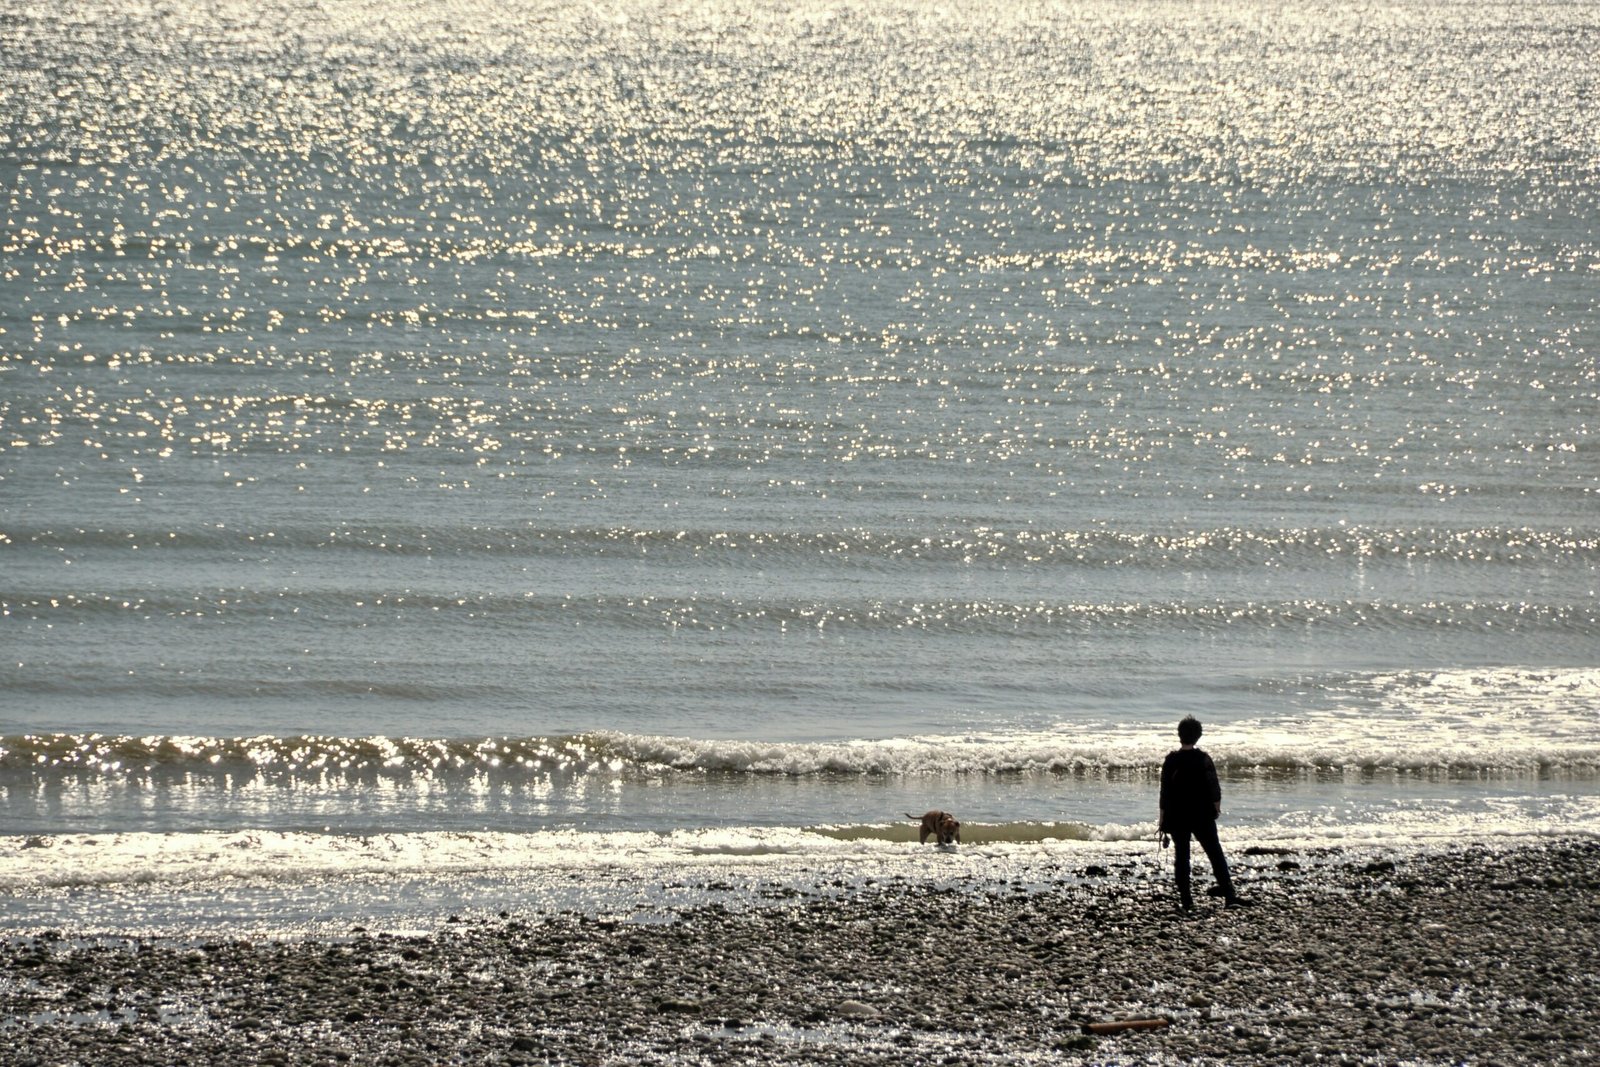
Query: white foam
5 789 1598 896
8 667 1598 783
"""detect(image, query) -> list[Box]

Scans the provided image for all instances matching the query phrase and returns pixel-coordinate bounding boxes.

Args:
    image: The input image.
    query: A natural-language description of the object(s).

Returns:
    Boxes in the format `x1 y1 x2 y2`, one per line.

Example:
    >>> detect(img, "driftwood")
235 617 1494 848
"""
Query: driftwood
1081 1017 1171 1035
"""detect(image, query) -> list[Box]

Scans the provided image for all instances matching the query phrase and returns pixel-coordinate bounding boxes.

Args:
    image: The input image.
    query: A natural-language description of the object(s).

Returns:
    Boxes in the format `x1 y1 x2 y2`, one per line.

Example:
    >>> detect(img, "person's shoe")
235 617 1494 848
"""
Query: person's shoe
1224 896 1251 909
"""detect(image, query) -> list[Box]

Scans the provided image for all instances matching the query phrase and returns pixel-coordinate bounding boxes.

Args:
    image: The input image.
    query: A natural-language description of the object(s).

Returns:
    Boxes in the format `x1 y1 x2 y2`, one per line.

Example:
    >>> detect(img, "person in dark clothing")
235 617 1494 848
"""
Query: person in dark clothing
1159 715 1242 911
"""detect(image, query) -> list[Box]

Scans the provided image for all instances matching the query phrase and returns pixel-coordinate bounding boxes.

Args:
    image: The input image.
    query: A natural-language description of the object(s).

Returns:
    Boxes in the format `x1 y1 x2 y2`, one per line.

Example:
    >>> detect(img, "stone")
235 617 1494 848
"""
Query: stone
656 998 701 1014
835 1000 882 1019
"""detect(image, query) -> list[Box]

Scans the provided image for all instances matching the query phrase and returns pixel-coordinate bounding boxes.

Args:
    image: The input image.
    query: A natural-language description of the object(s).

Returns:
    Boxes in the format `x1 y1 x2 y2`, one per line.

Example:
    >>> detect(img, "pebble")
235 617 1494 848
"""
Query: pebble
834 1000 882 1019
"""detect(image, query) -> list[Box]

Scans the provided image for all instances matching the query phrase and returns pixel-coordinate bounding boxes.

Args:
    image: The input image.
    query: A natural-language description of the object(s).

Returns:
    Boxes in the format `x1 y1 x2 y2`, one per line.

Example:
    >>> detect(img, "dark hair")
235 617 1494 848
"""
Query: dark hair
1177 715 1203 744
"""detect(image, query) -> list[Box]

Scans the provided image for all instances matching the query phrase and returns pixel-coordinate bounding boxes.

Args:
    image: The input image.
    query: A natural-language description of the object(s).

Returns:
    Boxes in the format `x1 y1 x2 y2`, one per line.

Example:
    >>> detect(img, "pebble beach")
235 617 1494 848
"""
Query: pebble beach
4 838 1597 1066
8 3 1600 1065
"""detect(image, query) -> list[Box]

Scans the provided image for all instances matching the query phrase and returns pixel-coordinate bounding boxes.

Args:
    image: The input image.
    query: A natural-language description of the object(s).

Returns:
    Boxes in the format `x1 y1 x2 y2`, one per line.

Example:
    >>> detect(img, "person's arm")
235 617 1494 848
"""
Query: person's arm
1205 753 1222 816
1159 753 1175 818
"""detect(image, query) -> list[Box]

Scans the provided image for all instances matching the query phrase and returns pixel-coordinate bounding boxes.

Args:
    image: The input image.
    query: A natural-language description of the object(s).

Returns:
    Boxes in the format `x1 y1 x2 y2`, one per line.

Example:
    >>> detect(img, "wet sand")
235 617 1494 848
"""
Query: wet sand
4 838 1598 1065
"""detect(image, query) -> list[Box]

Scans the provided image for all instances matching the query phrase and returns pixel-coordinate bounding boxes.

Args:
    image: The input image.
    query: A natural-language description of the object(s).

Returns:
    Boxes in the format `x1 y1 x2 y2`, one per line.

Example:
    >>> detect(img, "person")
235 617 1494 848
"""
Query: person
1158 715 1242 911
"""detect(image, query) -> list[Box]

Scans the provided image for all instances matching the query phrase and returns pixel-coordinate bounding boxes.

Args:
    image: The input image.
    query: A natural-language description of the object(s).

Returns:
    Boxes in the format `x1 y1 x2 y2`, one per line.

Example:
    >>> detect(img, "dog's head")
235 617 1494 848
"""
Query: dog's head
936 814 960 843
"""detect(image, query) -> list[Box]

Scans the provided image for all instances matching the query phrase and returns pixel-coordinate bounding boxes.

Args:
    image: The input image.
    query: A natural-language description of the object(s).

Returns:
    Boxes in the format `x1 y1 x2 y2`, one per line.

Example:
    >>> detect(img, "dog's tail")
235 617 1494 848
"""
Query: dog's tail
904 812 918 821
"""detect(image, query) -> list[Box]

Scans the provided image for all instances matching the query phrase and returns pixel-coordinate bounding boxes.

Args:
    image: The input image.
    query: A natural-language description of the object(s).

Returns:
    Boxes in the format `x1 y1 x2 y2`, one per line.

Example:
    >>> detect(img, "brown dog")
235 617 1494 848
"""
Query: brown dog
907 810 960 845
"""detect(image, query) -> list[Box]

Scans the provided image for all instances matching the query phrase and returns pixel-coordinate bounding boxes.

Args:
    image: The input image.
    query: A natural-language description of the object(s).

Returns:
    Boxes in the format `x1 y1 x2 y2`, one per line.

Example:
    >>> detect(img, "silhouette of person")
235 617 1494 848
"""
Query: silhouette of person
1159 715 1242 911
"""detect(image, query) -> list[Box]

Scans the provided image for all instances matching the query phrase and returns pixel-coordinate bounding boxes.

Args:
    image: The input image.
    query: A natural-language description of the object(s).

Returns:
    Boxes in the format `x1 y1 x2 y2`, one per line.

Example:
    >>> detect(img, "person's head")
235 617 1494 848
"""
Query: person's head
1177 715 1203 745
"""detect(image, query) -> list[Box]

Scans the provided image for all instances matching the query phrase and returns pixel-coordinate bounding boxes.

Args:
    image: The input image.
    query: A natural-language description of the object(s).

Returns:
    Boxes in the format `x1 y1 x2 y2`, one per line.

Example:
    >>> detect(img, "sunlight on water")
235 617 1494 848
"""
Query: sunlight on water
5 0 1596 507
1 0 1597 886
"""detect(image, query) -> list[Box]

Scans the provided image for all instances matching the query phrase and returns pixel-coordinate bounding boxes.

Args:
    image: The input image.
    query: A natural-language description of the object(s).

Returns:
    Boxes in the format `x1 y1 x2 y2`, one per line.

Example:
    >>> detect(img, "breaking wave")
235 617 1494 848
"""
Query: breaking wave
4 726 1597 784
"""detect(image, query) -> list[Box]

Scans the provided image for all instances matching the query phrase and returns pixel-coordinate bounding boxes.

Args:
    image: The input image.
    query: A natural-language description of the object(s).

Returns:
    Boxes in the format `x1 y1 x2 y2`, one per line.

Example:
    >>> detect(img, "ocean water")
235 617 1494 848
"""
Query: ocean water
2 0 1598 935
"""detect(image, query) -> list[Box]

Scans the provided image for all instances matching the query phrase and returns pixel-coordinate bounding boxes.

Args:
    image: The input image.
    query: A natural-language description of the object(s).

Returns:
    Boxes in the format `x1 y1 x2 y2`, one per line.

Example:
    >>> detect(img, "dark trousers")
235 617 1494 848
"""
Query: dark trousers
1171 819 1235 905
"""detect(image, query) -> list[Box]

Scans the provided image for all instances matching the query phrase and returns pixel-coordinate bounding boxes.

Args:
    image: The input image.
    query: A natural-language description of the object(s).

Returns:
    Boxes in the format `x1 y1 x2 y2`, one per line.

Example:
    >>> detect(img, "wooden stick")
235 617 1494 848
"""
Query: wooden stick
1082 1017 1171 1035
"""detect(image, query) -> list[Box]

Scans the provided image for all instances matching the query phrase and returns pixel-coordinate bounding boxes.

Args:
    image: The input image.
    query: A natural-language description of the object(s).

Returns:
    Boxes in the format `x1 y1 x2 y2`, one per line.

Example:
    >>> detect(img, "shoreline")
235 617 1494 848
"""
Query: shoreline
4 838 1598 1065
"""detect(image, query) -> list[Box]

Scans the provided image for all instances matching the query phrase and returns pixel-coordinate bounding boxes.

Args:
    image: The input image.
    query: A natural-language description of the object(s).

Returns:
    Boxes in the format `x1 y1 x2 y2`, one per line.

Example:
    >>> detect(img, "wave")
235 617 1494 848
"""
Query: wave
0 733 615 778
5 727 1597 783
7 812 1599 896
5 521 1597 567
809 820 1134 845
2 587 1594 642
592 730 1600 779
0 823 1141 892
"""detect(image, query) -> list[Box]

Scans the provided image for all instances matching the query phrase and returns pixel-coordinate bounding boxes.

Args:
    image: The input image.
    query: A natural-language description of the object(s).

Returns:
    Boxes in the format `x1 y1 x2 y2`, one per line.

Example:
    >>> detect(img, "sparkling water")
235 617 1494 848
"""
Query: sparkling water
2 0 1597 934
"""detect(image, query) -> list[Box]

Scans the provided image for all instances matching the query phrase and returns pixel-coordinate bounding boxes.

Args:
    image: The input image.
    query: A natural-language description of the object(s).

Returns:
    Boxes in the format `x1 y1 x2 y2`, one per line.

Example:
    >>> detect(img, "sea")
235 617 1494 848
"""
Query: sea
2 0 1597 938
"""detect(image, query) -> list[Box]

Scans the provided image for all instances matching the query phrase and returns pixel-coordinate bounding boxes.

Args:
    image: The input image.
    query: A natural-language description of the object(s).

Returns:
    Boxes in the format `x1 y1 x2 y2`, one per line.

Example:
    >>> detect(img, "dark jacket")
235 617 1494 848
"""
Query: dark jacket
1160 747 1222 829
